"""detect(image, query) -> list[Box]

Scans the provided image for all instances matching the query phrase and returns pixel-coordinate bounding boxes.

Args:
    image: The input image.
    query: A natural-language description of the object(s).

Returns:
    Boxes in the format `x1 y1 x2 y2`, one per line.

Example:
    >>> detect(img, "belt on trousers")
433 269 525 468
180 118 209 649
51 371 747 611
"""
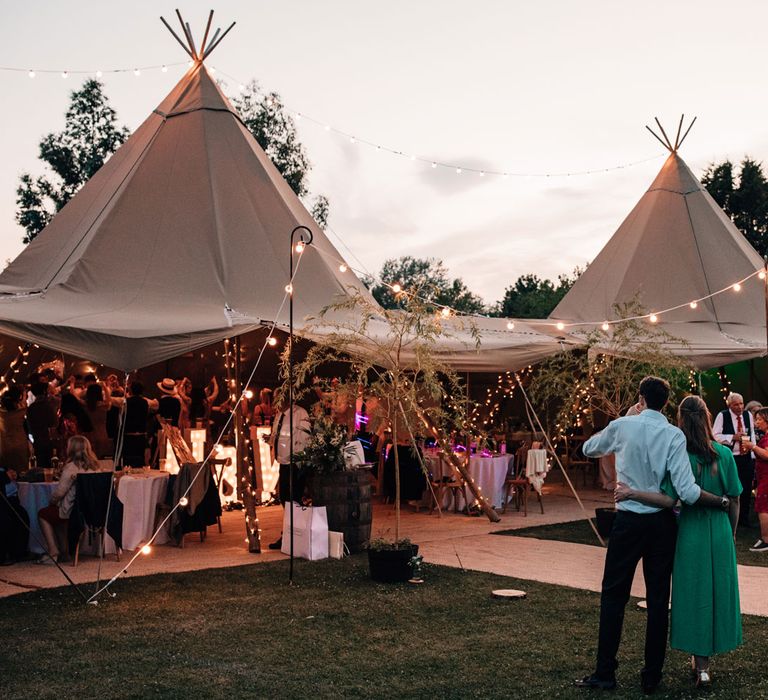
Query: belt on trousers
125 432 146 436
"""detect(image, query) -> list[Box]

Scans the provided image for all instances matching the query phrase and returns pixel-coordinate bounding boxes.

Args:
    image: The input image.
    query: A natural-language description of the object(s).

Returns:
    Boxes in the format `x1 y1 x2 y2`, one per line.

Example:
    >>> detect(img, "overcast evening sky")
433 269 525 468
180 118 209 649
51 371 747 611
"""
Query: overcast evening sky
1 1 767 306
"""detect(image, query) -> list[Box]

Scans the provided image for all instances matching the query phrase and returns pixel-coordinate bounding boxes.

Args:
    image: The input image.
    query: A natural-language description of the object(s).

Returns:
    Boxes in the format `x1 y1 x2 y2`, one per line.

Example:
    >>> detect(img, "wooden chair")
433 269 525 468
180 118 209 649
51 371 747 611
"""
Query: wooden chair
502 446 544 517
209 457 232 533
428 455 470 515
563 435 595 487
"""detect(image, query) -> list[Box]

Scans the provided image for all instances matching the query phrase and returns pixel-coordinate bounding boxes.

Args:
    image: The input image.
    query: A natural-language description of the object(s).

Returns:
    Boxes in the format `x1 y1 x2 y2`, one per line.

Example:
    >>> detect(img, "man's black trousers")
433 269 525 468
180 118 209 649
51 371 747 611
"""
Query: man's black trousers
595 509 677 684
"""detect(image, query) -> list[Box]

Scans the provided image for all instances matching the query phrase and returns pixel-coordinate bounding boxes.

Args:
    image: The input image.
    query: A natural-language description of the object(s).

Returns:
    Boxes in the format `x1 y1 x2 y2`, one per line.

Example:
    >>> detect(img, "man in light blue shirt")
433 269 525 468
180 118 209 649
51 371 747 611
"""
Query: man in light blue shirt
575 377 726 694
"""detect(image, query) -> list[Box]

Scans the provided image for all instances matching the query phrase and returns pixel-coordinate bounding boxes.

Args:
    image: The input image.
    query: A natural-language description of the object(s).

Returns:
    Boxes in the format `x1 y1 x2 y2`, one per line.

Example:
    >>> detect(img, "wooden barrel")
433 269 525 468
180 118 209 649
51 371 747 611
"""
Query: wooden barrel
312 469 372 553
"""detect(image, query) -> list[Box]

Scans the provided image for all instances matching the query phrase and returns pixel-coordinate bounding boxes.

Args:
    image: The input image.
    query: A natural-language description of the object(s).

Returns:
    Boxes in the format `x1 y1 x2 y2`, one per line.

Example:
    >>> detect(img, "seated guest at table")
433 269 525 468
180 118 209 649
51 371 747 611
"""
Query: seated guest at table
0 386 30 473
156 378 182 427
0 463 29 564
251 387 275 427
84 383 112 459
25 381 59 467
37 435 99 563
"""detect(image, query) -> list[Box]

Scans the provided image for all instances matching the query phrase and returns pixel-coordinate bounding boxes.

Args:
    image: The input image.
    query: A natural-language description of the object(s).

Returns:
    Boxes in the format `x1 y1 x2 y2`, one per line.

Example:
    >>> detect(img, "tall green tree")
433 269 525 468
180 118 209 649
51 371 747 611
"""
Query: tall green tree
494 270 580 319
702 157 768 256
16 79 130 244
231 80 330 227
364 256 485 314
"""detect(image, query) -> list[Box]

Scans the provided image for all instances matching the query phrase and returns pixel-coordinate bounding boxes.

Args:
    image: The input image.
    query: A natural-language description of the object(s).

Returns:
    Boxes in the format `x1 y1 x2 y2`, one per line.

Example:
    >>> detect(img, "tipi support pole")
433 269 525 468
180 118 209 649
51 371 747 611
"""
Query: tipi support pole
235 335 261 553
159 16 195 60
202 22 236 60
288 225 313 583
199 10 214 56
763 258 768 359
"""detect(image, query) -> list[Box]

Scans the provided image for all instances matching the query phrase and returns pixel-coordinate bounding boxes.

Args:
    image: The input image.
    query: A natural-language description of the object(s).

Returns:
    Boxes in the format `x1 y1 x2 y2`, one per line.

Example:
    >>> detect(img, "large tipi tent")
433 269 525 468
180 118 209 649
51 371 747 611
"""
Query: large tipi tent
550 122 766 369
0 45 373 370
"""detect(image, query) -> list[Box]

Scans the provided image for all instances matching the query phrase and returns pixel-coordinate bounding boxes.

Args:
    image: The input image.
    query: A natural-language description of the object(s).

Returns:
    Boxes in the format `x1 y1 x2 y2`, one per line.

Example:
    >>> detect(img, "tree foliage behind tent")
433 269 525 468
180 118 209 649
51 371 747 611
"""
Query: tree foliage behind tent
364 256 485 314
493 269 582 319
16 79 130 244
702 157 768 257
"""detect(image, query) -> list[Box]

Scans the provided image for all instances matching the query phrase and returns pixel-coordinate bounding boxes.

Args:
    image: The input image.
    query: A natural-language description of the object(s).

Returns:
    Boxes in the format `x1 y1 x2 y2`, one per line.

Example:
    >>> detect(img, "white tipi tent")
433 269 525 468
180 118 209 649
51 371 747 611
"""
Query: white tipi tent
0 22 372 371
550 119 766 369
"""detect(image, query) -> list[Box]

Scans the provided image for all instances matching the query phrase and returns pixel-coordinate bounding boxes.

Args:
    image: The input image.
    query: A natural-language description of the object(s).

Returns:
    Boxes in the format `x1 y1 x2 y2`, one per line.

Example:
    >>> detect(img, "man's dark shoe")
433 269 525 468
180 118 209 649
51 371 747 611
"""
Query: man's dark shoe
574 675 616 690
640 671 660 695
268 538 282 550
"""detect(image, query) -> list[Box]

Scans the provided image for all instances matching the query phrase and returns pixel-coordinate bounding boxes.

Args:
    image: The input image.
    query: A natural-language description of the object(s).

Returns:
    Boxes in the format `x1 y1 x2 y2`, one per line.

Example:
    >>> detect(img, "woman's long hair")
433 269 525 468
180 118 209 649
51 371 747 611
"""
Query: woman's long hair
677 395 718 473
66 435 99 471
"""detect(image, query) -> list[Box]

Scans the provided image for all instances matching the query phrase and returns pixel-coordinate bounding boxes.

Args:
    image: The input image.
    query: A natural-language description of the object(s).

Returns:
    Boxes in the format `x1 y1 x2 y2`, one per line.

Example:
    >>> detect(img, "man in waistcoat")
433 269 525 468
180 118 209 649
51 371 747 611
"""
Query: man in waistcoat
713 392 755 527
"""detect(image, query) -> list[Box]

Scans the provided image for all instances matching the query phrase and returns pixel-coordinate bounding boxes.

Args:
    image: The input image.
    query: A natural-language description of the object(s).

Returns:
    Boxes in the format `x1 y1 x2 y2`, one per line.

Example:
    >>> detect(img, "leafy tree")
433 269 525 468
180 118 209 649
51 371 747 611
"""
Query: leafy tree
310 194 330 230
364 256 485 314
530 300 693 436
494 270 580 319
702 157 768 256
16 79 130 244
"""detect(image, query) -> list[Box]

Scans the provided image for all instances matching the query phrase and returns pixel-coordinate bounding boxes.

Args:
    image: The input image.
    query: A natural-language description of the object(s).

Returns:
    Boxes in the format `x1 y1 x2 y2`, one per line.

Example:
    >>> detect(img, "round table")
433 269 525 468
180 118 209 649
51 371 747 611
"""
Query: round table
17 481 58 554
425 452 512 510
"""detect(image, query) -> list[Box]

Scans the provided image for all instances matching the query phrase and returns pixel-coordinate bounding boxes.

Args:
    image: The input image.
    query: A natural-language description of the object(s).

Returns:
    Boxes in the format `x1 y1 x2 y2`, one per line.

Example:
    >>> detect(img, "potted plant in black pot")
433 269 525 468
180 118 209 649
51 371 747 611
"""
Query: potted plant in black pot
296 416 373 553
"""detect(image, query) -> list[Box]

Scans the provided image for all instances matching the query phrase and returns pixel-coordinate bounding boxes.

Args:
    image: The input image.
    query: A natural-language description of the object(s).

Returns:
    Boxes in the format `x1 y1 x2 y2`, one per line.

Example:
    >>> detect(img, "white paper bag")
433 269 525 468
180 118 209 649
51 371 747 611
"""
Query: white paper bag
281 502 329 560
328 531 345 559
343 440 365 469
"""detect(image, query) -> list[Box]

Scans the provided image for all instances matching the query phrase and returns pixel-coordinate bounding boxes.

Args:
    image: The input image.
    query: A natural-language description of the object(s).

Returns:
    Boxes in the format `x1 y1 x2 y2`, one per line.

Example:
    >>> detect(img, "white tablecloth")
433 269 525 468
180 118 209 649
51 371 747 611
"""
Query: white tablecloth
17 481 57 554
426 452 512 509
525 449 549 494
106 472 170 552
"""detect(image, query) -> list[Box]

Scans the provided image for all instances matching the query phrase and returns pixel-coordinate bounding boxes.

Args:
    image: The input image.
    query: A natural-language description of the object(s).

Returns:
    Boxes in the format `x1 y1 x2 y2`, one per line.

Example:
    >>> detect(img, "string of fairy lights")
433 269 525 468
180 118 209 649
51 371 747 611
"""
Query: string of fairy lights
0 59 666 180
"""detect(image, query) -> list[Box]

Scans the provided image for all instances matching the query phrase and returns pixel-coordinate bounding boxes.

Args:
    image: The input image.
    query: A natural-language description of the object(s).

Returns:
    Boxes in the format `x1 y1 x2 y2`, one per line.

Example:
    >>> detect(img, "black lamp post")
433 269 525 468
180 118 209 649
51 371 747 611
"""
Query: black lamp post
288 225 313 582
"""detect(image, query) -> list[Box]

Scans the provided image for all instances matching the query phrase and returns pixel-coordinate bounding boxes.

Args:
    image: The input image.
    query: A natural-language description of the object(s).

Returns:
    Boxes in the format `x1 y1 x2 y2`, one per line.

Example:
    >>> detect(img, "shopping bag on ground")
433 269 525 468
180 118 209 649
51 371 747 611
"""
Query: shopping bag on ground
281 502 329 560
329 530 345 559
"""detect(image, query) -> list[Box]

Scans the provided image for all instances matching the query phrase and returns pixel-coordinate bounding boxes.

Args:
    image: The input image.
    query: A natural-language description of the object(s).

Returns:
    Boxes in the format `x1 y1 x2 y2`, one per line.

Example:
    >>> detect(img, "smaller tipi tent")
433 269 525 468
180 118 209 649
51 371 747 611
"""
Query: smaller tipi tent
550 118 765 369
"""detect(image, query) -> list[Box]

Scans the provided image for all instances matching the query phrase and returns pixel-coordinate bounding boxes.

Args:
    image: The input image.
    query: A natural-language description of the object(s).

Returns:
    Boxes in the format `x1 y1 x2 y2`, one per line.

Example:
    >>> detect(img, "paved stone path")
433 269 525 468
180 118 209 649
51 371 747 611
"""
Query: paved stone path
3 481 767 617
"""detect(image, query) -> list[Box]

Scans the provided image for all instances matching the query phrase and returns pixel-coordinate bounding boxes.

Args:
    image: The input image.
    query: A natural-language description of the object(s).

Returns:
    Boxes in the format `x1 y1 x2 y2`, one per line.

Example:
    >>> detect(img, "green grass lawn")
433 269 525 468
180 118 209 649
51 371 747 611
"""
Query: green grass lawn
1 557 766 699
496 518 768 567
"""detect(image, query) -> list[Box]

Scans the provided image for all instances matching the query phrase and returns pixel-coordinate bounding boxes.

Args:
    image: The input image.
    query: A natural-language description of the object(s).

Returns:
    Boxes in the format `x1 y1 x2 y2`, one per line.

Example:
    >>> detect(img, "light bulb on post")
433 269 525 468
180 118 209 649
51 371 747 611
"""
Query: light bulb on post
285 284 293 294
295 241 305 253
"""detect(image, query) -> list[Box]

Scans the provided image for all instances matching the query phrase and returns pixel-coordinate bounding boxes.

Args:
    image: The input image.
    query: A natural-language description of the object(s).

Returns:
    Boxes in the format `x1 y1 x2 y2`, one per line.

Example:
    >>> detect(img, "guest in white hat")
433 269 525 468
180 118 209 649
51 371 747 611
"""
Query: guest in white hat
156 378 182 427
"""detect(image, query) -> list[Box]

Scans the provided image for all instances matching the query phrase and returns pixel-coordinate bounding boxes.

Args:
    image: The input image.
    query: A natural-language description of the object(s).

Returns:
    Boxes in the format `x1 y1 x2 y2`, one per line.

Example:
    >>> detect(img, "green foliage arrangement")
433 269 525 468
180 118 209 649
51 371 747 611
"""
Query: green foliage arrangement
294 415 348 474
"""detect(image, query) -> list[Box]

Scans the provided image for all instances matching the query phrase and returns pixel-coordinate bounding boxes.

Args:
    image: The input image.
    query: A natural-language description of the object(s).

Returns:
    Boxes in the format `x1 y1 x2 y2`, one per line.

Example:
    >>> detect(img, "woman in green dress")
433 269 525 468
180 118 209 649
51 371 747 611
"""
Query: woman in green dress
615 395 742 687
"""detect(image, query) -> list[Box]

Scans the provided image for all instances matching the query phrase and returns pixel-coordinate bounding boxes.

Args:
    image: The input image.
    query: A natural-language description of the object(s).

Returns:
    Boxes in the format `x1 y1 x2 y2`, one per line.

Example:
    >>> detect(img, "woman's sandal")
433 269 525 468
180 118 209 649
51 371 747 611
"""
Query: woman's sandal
695 669 711 688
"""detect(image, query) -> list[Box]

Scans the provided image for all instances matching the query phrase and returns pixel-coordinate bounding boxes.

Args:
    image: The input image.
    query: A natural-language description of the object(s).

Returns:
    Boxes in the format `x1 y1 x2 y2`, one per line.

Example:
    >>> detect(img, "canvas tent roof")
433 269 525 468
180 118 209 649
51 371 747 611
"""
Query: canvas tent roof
550 150 766 369
0 62 373 370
